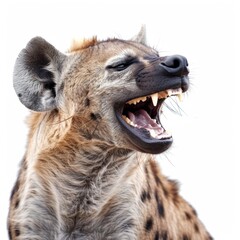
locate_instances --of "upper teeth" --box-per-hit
[151,93,159,107]
[127,88,183,105]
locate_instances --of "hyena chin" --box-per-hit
[8,27,213,240]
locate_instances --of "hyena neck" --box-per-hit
[26,112,147,215]
[35,142,143,216]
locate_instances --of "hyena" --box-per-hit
[8,28,213,240]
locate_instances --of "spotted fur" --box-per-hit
[8,29,213,240]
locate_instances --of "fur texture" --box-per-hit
[8,30,213,240]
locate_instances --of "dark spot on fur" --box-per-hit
[149,161,161,185]
[160,231,168,240]
[145,217,153,231]
[90,113,102,121]
[157,201,165,218]
[90,113,97,120]
[155,189,165,218]
[146,191,151,200]
[18,93,22,98]
[144,164,149,177]
[8,225,12,239]
[15,228,20,236]
[85,98,90,107]
[185,211,192,221]
[15,199,20,209]
[194,223,199,233]
[81,130,93,140]
[43,80,56,97]
[154,231,159,240]
[191,206,198,216]
[182,234,191,240]
[141,190,151,202]
[22,157,27,170]
[155,175,161,185]
[141,190,147,202]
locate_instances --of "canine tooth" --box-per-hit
[151,93,158,106]
[177,93,183,102]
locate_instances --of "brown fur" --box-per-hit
[69,37,98,52]
[8,32,213,240]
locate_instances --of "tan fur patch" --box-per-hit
[69,36,98,52]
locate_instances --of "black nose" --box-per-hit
[160,55,189,77]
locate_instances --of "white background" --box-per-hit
[0,0,238,239]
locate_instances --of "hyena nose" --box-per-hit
[160,55,189,77]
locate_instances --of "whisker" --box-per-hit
[170,98,182,116]
[164,100,181,116]
[163,153,175,167]
[170,98,187,116]
[48,115,74,125]
[163,96,188,117]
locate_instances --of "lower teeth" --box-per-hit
[122,115,171,139]
[155,130,171,139]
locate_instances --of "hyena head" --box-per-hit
[13,28,189,154]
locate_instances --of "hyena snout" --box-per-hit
[160,55,189,91]
[161,55,188,76]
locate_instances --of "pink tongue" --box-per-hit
[128,110,164,135]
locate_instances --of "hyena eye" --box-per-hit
[114,63,131,71]
[107,57,138,72]
[107,62,132,72]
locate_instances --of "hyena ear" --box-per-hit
[13,37,66,112]
[131,25,146,44]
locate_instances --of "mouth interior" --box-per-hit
[122,88,183,139]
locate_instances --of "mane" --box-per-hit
[68,36,98,52]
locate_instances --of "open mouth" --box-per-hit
[123,88,183,139]
[115,88,183,153]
